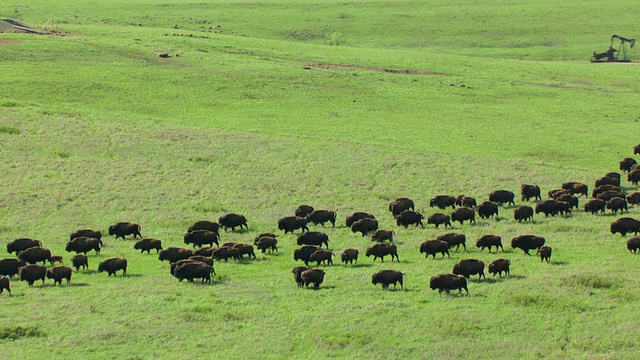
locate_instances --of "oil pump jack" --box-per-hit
[591,34,635,62]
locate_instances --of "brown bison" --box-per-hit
[430,274,468,295]
[295,205,315,218]
[610,218,640,236]
[211,246,241,262]
[184,230,219,248]
[309,250,333,266]
[232,243,256,259]
[187,220,220,234]
[188,256,214,267]
[98,257,127,276]
[419,240,450,259]
[489,190,515,207]
[218,213,248,231]
[19,264,47,286]
[537,246,552,263]
[513,205,534,222]
[345,212,376,227]
[535,200,560,217]
[134,238,163,254]
[628,192,640,207]
[294,245,320,266]
[307,210,337,227]
[520,184,541,201]
[562,182,588,197]
[437,233,466,251]
[584,199,607,215]
[461,196,477,208]
[627,237,640,254]
[477,201,499,219]
[389,197,415,214]
[451,207,475,225]
[607,197,628,214]
[628,169,640,186]
[488,259,511,277]
[549,189,570,199]
[158,247,194,263]
[18,247,52,265]
[351,218,379,236]
[620,157,637,173]
[194,247,216,257]
[453,259,485,279]
[109,222,142,240]
[476,235,503,253]
[395,210,425,228]
[597,190,627,202]
[341,248,359,265]
[366,243,399,262]
[292,266,310,287]
[556,194,579,210]
[255,236,278,254]
[174,262,213,283]
[635,144,640,155]
[372,270,403,290]
[278,216,309,234]
[65,237,102,255]
[71,254,88,271]
[47,266,73,286]
[297,231,329,249]
[300,268,325,289]
[427,213,451,228]
[371,229,395,243]
[70,229,102,241]
[0,258,26,278]
[6,238,41,254]
[595,176,620,188]
[511,235,546,255]
[430,195,456,210]
[592,185,621,198]
[0,276,10,295]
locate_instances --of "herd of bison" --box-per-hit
[1,146,640,296]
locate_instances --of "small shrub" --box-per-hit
[0,325,45,340]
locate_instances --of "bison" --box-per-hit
[535,200,560,217]
[232,243,256,259]
[194,247,216,257]
[628,169,640,186]
[65,237,102,255]
[0,276,10,295]
[595,176,620,188]
[292,266,310,287]
[109,222,142,240]
[597,190,627,202]
[372,270,403,290]
[635,144,640,155]
[366,243,399,262]
[6,238,41,254]
[173,262,213,283]
[187,220,220,234]
[388,197,414,214]
[211,246,241,262]
[307,210,337,227]
[476,235,503,253]
[18,247,52,265]
[477,201,499,219]
[70,229,102,241]
[371,229,394,243]
[607,197,628,214]
[278,216,309,234]
[341,248,359,265]
[562,182,588,197]
[255,236,278,254]
[300,268,325,289]
[453,259,485,279]
[19,264,47,286]
[513,205,534,222]
[98,257,127,276]
[46,266,73,286]
[620,157,637,173]
[610,218,640,236]
[489,190,515,207]
[627,237,640,254]
[520,184,541,201]
[430,195,456,210]
[549,189,570,199]
[0,258,26,278]
[295,205,314,218]
[71,254,88,271]
[134,238,163,254]
[429,274,468,295]
[351,218,379,236]
[297,231,329,249]
[427,213,451,228]
[511,235,546,255]
[537,246,552,263]
[184,230,219,248]
[556,194,579,210]
[592,185,621,198]
[451,207,475,225]
[628,192,640,207]
[488,258,511,277]
[309,249,333,266]
[419,240,450,259]
[345,212,375,227]
[461,196,477,208]
[158,247,194,263]
[437,233,466,251]
[584,199,606,215]
[49,256,63,266]
[294,245,320,266]
[218,213,248,231]
[395,210,425,228]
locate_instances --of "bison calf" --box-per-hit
[71,254,88,271]
[47,266,73,286]
[488,258,511,277]
[341,248,359,265]
[537,246,552,263]
[0,276,10,295]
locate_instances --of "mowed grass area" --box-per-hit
[1,0,640,359]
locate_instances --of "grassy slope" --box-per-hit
[1,1,640,359]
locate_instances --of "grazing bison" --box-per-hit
[635,144,640,155]
[451,207,475,225]
[307,210,337,227]
[345,212,375,227]
[49,256,63,267]
[453,259,485,279]
[300,268,326,289]
[292,266,310,287]
[341,248,359,265]
[395,210,425,228]
[610,218,640,236]
[427,213,451,228]
[46,266,72,286]
[6,238,41,254]
[98,257,127,276]
[520,184,541,201]
[211,246,241,262]
[535,200,560,217]
[584,199,607,215]
[477,201,499,219]
[595,176,620,188]
[511,235,546,255]
[537,246,552,263]
[0,276,10,295]
[562,182,588,197]
[372,270,404,290]
[389,197,415,213]
[351,218,379,236]
[366,243,399,262]
[0,258,26,278]
[218,213,248,231]
[194,247,216,257]
[430,195,456,210]
[627,237,640,254]
[557,201,573,216]
[174,262,213,283]
[461,196,477,208]
[429,274,468,295]
[437,233,466,251]
[18,247,52,265]
[109,222,142,240]
[71,254,88,271]
[592,185,621,198]
[628,192,640,207]
[297,232,329,249]
[184,230,219,248]
[255,236,278,254]
[489,190,515,207]
[278,216,309,234]
[620,157,637,173]
[232,243,256,259]
[549,189,570,199]
[556,194,579,210]
[371,229,395,243]
[597,190,627,202]
[158,247,194,263]
[19,264,47,286]
[187,256,214,267]
[488,259,511,277]
[309,249,333,266]
[513,205,534,222]
[419,240,450,259]
[628,169,640,186]
[134,238,163,254]
[295,205,314,218]
[476,235,503,253]
[455,194,466,207]
[70,229,102,241]
[607,197,628,214]
[187,220,220,234]
[294,245,320,266]
[65,237,102,255]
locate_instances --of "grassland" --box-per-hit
[1,1,640,359]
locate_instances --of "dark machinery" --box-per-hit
[591,34,635,62]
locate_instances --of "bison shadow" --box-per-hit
[550,260,567,266]
[344,263,372,268]
[67,282,91,287]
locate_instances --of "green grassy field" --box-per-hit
[1,1,640,359]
